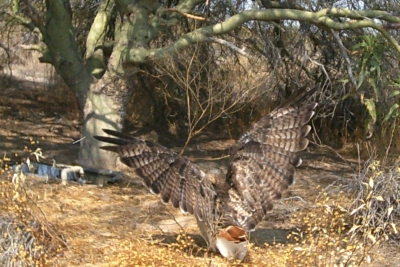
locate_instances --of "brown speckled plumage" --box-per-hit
[95,86,318,252]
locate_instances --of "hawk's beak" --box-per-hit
[216,226,248,261]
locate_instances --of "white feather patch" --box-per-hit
[296,157,303,167]
[216,237,248,261]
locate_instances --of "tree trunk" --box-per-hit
[78,71,134,169]
[77,1,154,169]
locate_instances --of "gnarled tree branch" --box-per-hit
[85,0,116,77]
[123,8,400,64]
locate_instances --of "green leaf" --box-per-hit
[340,91,356,101]
[390,90,400,97]
[377,65,381,78]
[352,43,362,50]
[357,71,366,89]
[364,98,377,123]
[373,53,382,64]
[368,78,379,101]
[383,103,400,122]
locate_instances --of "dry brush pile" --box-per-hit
[0,162,66,267]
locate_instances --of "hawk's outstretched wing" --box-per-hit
[223,86,318,230]
[94,85,318,245]
[95,130,217,231]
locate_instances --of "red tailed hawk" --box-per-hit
[95,86,318,260]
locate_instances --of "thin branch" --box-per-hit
[166,8,208,21]
[85,0,115,63]
[3,10,36,31]
[384,23,400,29]
[376,26,400,54]
[326,8,400,23]
[307,56,331,85]
[205,37,249,57]
[383,117,397,166]
[331,30,357,88]
[20,44,46,53]
[125,8,400,64]
[20,0,44,32]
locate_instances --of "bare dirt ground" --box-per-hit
[1,65,400,266]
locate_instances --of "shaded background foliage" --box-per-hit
[1,0,400,156]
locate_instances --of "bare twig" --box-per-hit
[384,23,400,29]
[166,8,208,21]
[383,116,397,166]
[154,46,269,154]
[20,0,44,31]
[307,56,332,85]
[331,30,357,88]
[205,37,249,57]
[309,139,357,173]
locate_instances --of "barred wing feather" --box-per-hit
[95,130,216,222]
[224,86,318,231]
[94,85,318,252]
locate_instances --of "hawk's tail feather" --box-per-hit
[95,129,144,146]
[94,136,130,147]
[101,129,136,140]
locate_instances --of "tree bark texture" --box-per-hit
[79,71,133,169]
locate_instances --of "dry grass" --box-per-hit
[0,130,398,267]
[0,168,227,266]
[1,156,399,267]
[0,168,66,266]
[346,159,400,253]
